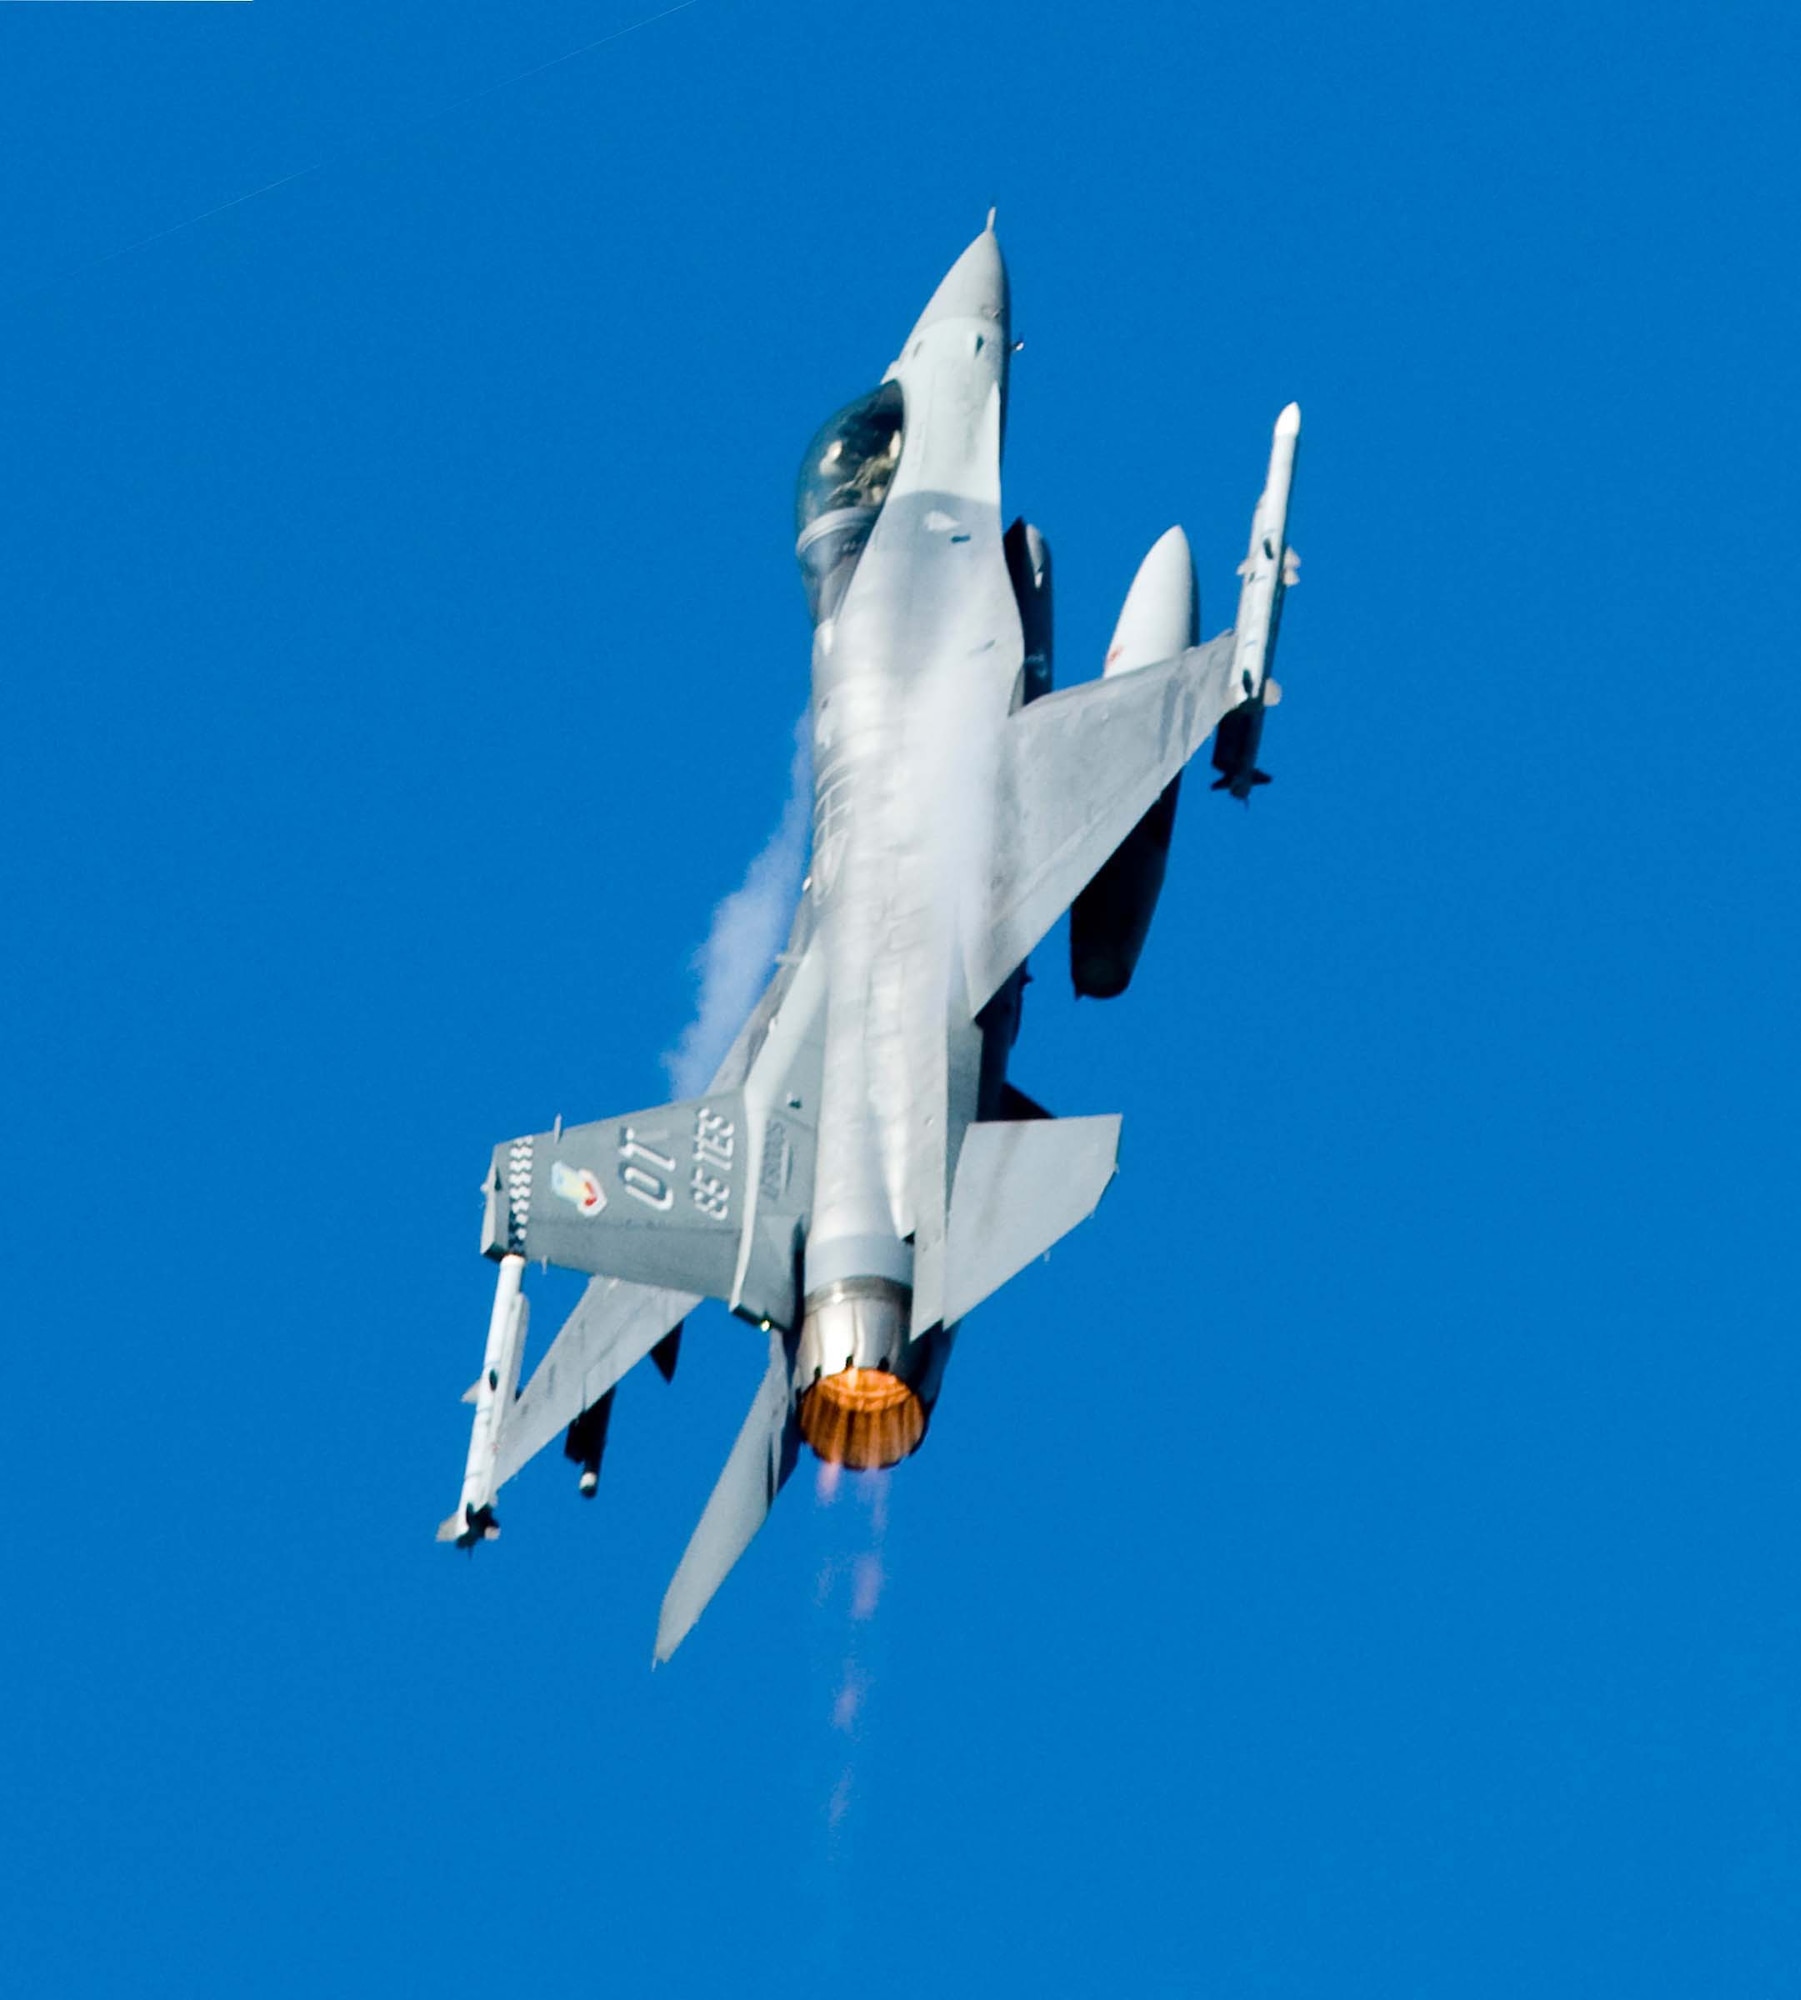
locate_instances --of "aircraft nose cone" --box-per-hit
[907,224,1009,340]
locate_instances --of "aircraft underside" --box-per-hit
[438,221,1303,1662]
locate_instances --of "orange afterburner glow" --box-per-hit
[799,1369,926,1471]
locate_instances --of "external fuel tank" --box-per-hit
[1069,527,1197,998]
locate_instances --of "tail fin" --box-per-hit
[481,1089,752,1307]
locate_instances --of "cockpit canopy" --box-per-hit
[795,382,904,625]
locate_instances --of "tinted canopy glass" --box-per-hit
[794,382,905,624]
[795,382,905,539]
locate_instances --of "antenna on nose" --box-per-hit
[985,206,998,232]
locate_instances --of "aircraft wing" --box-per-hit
[967,630,1242,1011]
[449,908,821,1536]
[493,1276,699,1493]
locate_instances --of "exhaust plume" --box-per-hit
[812,1469,892,1845]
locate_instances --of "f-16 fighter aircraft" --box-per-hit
[439,219,1303,1660]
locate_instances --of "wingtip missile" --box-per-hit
[1213,403,1303,802]
[438,1252,529,1549]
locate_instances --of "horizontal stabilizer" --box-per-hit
[942,1114,1122,1327]
[655,1331,799,1663]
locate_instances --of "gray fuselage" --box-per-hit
[796,228,1022,1396]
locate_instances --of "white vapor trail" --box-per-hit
[665,718,811,1097]
[814,1468,892,1841]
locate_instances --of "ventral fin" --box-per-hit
[652,1323,685,1383]
[997,1082,1053,1121]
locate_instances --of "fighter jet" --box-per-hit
[439,220,1303,1660]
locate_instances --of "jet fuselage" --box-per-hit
[795,227,1023,1459]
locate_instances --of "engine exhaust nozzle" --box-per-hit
[796,1277,926,1470]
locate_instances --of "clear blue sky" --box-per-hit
[3,2,1797,1992]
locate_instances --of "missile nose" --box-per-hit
[906,225,1009,340]
[1276,402,1302,439]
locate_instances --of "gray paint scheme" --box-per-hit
[494,1276,700,1493]
[654,1329,801,1663]
[482,1076,816,1330]
[971,629,1242,1009]
[440,222,1302,1662]
[486,1090,748,1300]
[941,1114,1123,1327]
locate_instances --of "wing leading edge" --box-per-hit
[968,630,1242,1012]
[493,1276,700,1493]
[444,921,825,1647]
